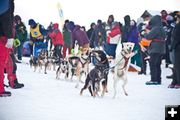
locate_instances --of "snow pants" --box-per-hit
[0,41,8,93]
[5,52,17,87]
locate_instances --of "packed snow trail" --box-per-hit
[0,58,180,120]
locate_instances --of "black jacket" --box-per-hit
[145,15,166,54]
[171,22,180,51]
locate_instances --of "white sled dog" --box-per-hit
[113,42,135,98]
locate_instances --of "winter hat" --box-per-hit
[53,23,59,29]
[124,15,131,25]
[66,21,75,31]
[90,22,96,28]
[14,15,21,22]
[28,19,36,26]
[97,19,102,24]
[65,19,69,24]
[112,22,119,28]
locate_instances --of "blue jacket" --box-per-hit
[0,0,9,15]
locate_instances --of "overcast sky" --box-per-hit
[15,0,180,29]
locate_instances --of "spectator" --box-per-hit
[66,21,89,51]
[164,14,175,68]
[46,22,54,50]
[0,0,14,97]
[62,20,72,58]
[137,17,151,75]
[168,12,180,89]
[161,10,168,27]
[122,15,131,43]
[49,23,64,62]
[128,20,141,67]
[0,0,24,97]
[87,22,96,48]
[92,20,106,49]
[14,15,27,61]
[145,15,166,85]
[104,15,121,58]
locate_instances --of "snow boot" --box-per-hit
[145,81,161,85]
[174,84,180,89]
[0,91,11,97]
[9,79,24,89]
[168,84,175,88]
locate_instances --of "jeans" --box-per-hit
[17,42,23,60]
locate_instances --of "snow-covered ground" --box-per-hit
[0,57,180,120]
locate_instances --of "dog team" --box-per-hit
[29,27,136,98]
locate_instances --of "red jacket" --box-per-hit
[108,25,121,37]
[50,23,64,46]
[107,25,121,44]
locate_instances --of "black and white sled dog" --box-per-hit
[29,55,38,71]
[113,42,135,98]
[76,48,90,87]
[68,53,90,88]
[66,42,90,88]
[47,50,58,71]
[37,49,50,74]
[29,49,50,74]
[80,50,109,97]
[56,58,69,80]
[80,66,102,97]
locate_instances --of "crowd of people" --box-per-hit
[1,0,180,97]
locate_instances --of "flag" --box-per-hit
[57,2,64,31]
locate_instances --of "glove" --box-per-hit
[5,38,14,48]
[13,38,21,47]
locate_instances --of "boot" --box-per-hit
[0,91,11,97]
[174,84,180,89]
[9,79,24,89]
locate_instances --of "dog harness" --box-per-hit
[80,55,89,68]
[118,53,130,70]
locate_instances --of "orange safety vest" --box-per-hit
[139,38,151,48]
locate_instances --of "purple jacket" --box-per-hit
[128,27,139,44]
[71,25,89,46]
[124,26,139,44]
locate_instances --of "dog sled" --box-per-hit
[33,41,48,57]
